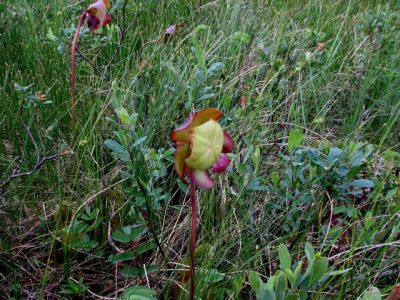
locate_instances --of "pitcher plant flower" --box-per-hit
[70,0,111,139]
[171,108,234,188]
[171,108,234,299]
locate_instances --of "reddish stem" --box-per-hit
[189,177,197,300]
[70,12,87,140]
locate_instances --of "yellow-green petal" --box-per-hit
[174,142,189,178]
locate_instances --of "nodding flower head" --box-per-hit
[171,108,234,189]
[86,0,112,33]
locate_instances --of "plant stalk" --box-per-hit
[189,178,197,300]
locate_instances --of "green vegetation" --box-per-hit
[1,0,399,299]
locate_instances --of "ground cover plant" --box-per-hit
[0,0,399,299]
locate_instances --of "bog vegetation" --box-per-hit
[0,0,399,299]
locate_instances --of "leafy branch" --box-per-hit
[0,99,62,197]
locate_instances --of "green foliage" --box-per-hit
[231,31,251,46]
[193,37,206,71]
[14,83,52,107]
[112,225,146,243]
[360,287,382,300]
[120,286,157,300]
[250,243,347,300]
[61,278,87,297]
[287,130,304,152]
[278,243,292,271]
[62,207,102,251]
[271,142,378,232]
[108,242,156,263]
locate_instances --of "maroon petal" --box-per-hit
[192,108,223,127]
[212,153,231,173]
[222,132,234,153]
[103,13,112,26]
[171,112,195,142]
[86,13,100,32]
[188,169,214,189]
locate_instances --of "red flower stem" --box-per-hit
[189,177,197,300]
[70,12,87,141]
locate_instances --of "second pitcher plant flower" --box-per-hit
[70,0,112,139]
[86,0,112,33]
